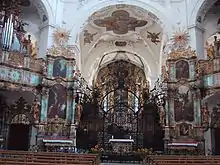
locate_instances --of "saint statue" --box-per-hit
[75,103,83,124]
[214,36,220,57]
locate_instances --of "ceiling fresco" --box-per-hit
[79,4,163,88]
[93,10,148,35]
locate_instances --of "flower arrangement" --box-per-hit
[89,144,104,154]
[136,148,154,155]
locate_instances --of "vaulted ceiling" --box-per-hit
[79,4,163,87]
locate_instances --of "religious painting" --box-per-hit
[178,123,192,137]
[47,84,67,119]
[53,59,67,78]
[93,10,147,35]
[175,60,189,79]
[174,91,194,122]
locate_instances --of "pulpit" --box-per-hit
[109,136,134,153]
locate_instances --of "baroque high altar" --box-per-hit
[0,0,220,155]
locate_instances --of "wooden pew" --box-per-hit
[0,150,100,165]
[149,155,220,165]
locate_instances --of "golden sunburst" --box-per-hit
[53,27,70,46]
[171,29,189,48]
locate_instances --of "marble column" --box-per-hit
[188,24,205,59]
[66,60,75,80]
[164,126,170,154]
[66,90,73,122]
[71,92,77,150]
[47,58,54,78]
[165,98,169,126]
[40,87,49,122]
[194,90,201,125]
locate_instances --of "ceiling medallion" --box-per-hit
[93,10,148,35]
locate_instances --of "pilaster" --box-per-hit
[38,24,55,58]
[188,24,205,59]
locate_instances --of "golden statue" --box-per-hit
[30,41,38,58]
[205,42,214,59]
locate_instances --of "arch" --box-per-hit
[40,0,55,25]
[71,0,171,39]
[89,53,152,88]
[190,0,218,25]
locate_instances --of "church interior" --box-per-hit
[1,0,220,164]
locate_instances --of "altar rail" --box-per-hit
[147,155,220,165]
[0,150,100,165]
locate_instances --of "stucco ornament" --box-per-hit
[47,27,75,58]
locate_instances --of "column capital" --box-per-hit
[188,23,205,32]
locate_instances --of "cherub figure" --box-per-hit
[147,31,161,45]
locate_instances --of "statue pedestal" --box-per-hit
[109,138,134,153]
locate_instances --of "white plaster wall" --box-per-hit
[203,14,220,40]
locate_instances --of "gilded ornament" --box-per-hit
[205,42,215,59]
[168,46,196,60]
[171,29,189,48]
[47,27,74,58]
